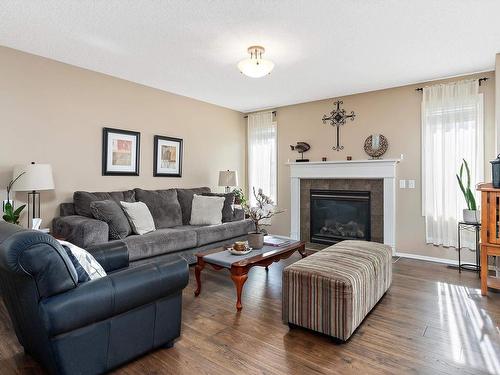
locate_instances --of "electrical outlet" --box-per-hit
[408,180,416,189]
[399,180,406,189]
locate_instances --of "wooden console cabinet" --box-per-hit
[477,183,500,295]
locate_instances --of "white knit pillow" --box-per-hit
[120,201,156,235]
[190,194,225,225]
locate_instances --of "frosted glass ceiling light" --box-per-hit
[237,46,274,78]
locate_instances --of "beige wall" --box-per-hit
[0,46,246,227]
[496,54,500,154]
[270,71,495,262]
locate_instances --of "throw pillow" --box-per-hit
[134,188,183,228]
[176,187,211,224]
[90,200,132,240]
[120,201,156,235]
[73,190,135,218]
[190,194,225,225]
[202,192,235,222]
[57,240,107,282]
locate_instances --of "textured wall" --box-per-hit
[270,71,495,262]
[0,46,246,227]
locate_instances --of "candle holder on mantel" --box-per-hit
[364,134,388,159]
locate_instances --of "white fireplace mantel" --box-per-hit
[287,159,400,254]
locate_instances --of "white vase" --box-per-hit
[463,209,480,224]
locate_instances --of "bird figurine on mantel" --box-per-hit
[290,142,310,162]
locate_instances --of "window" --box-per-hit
[422,79,484,248]
[247,111,277,206]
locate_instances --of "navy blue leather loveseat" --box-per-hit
[0,221,188,374]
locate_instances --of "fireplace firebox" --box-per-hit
[310,189,371,245]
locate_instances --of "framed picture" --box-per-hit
[154,135,183,177]
[102,127,140,176]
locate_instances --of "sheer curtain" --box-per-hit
[247,111,277,206]
[422,79,483,248]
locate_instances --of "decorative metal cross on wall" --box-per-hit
[322,100,356,151]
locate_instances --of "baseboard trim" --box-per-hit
[395,252,459,266]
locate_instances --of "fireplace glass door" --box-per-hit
[310,189,371,245]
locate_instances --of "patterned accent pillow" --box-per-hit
[58,240,107,282]
[90,200,132,240]
[62,245,91,283]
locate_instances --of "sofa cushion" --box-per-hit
[190,219,253,247]
[90,200,132,240]
[202,192,235,222]
[73,190,135,218]
[134,188,182,229]
[123,228,197,261]
[176,187,211,225]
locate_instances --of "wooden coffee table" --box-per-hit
[194,239,306,311]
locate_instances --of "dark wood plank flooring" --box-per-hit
[1,256,499,374]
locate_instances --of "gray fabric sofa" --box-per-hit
[53,187,253,264]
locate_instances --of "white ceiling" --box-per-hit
[1,1,500,112]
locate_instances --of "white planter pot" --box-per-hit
[463,209,480,224]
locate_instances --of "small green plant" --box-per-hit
[456,159,477,210]
[2,202,25,225]
[232,187,247,206]
[3,172,26,225]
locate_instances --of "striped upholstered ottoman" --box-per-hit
[282,240,392,341]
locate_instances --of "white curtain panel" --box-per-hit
[247,111,277,207]
[422,79,483,248]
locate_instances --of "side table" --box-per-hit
[457,221,480,275]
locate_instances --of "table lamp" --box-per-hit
[12,162,55,228]
[218,170,238,193]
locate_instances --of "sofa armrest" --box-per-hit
[233,207,245,221]
[52,215,109,248]
[39,257,189,337]
[86,240,129,272]
[60,202,76,216]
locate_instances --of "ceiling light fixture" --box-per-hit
[237,46,274,78]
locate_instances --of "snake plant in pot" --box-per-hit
[456,159,479,223]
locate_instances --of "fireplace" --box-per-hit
[310,189,371,245]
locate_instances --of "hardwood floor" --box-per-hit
[1,256,499,374]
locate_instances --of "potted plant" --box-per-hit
[456,159,479,223]
[231,187,247,206]
[3,172,26,225]
[244,188,284,249]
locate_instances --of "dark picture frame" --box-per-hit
[102,127,140,176]
[153,135,183,177]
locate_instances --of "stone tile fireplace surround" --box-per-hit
[301,179,384,247]
[288,159,400,254]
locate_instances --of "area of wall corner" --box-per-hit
[495,53,500,155]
